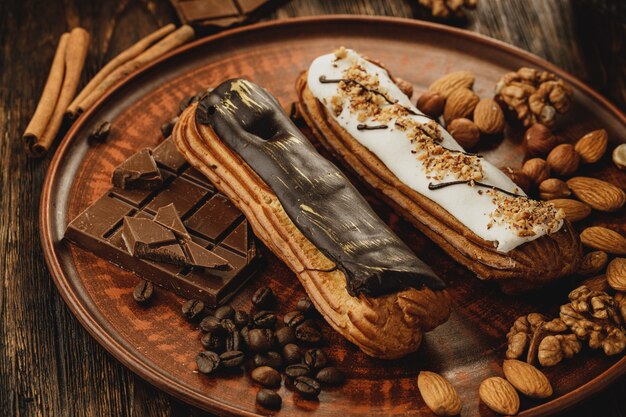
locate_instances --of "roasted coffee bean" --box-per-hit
[253,352,283,369]
[219,350,245,368]
[256,389,282,410]
[220,318,237,333]
[295,324,321,344]
[160,117,178,138]
[294,376,321,398]
[182,299,204,321]
[251,366,281,387]
[252,287,275,309]
[215,305,235,320]
[283,310,305,328]
[282,343,302,365]
[133,280,154,304]
[201,331,224,351]
[285,364,310,379]
[316,367,344,386]
[225,330,242,352]
[304,349,328,370]
[199,315,223,333]
[296,296,315,314]
[89,121,111,142]
[248,328,275,353]
[240,326,251,346]
[196,351,220,374]
[300,319,319,330]
[275,327,296,347]
[253,311,276,328]
[234,310,249,329]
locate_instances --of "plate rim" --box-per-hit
[39,15,626,417]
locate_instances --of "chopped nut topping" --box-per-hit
[486,191,563,237]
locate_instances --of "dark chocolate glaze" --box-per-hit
[196,78,445,296]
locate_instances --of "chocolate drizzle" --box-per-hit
[357,123,388,130]
[319,75,397,106]
[428,181,525,198]
[196,78,446,296]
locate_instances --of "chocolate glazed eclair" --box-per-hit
[173,78,450,359]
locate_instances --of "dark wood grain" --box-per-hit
[0,1,624,417]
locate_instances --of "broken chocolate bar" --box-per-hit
[112,148,163,190]
[170,0,282,32]
[65,138,259,306]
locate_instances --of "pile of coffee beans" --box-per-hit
[182,287,345,410]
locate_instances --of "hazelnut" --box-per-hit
[547,143,580,176]
[447,118,480,149]
[524,123,559,156]
[505,168,532,194]
[416,91,445,119]
[443,88,479,123]
[538,178,571,200]
[522,158,551,185]
[613,143,626,170]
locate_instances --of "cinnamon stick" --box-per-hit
[24,27,90,157]
[76,25,194,114]
[22,32,69,154]
[66,24,176,118]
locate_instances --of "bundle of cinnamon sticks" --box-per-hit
[23,24,194,158]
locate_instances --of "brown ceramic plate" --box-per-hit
[41,16,626,417]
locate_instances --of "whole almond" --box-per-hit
[448,118,480,149]
[502,359,553,398]
[580,227,626,255]
[479,377,520,415]
[429,71,475,98]
[606,258,626,291]
[548,199,591,222]
[539,178,571,200]
[444,88,479,123]
[567,177,626,212]
[524,124,559,156]
[417,91,445,118]
[575,129,608,163]
[522,158,551,185]
[581,274,610,292]
[417,371,462,416]
[613,143,626,170]
[474,98,505,135]
[395,77,414,99]
[547,144,580,176]
[579,251,609,277]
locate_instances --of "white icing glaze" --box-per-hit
[307,49,562,253]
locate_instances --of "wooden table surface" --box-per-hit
[1,1,624,416]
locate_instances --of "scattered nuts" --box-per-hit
[429,71,475,98]
[479,377,520,415]
[447,118,480,149]
[580,227,626,255]
[546,144,580,176]
[548,199,591,222]
[505,169,532,194]
[538,178,570,200]
[613,143,626,170]
[522,158,551,185]
[473,98,505,135]
[579,251,609,277]
[502,359,553,398]
[394,77,414,99]
[416,91,445,119]
[417,371,462,416]
[567,177,625,212]
[523,124,559,156]
[443,87,479,123]
[581,274,611,293]
[418,0,478,18]
[575,129,608,163]
[606,258,626,291]
[538,334,581,366]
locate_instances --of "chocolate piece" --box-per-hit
[64,138,259,306]
[154,203,190,239]
[196,79,445,296]
[122,216,177,256]
[170,0,281,32]
[182,240,230,269]
[112,148,163,190]
[185,194,242,242]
